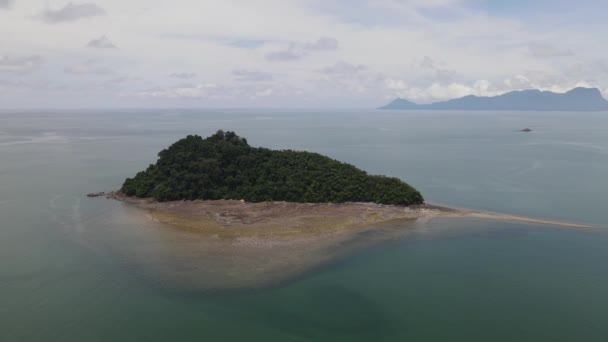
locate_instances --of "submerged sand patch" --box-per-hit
[87,193,599,293]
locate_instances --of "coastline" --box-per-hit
[88,192,599,293]
[98,191,598,231]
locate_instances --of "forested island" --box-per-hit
[93,130,594,293]
[121,130,424,205]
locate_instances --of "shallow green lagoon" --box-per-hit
[1,109,608,341]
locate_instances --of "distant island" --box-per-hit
[121,130,424,205]
[379,87,608,111]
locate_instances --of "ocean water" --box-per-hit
[1,109,608,341]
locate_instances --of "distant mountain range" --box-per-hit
[379,87,608,111]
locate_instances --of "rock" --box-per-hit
[87,192,106,198]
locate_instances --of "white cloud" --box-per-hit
[255,88,274,97]
[316,61,382,95]
[138,84,221,99]
[87,35,116,48]
[303,37,338,51]
[418,56,458,82]
[385,79,408,90]
[265,45,306,61]
[136,82,303,102]
[0,55,44,73]
[386,79,501,103]
[1,0,607,107]
[376,0,461,9]
[169,72,197,79]
[64,60,113,75]
[504,74,532,88]
[106,76,140,84]
[266,37,338,61]
[232,69,274,82]
[0,79,68,91]
[319,61,367,75]
[39,2,106,24]
[527,43,574,58]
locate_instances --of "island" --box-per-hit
[121,130,424,205]
[92,131,596,293]
[379,87,608,111]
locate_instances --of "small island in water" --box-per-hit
[93,130,595,293]
[121,130,424,205]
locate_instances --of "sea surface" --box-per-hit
[1,109,608,341]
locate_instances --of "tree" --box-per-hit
[120,130,424,205]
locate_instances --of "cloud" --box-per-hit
[106,76,141,84]
[0,0,14,10]
[420,56,457,83]
[266,37,339,61]
[232,69,274,82]
[0,55,44,73]
[64,60,113,75]
[373,0,460,11]
[303,37,339,51]
[319,61,367,75]
[503,74,533,88]
[137,83,222,100]
[39,2,106,24]
[265,44,306,61]
[316,61,383,94]
[564,60,608,80]
[226,39,267,49]
[136,82,302,101]
[419,56,435,69]
[500,63,608,93]
[527,43,574,58]
[385,79,501,103]
[87,35,116,48]
[0,79,67,91]
[385,79,409,91]
[169,72,197,79]
[3,0,608,107]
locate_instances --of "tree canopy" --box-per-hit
[121,130,424,205]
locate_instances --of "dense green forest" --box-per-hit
[121,131,424,205]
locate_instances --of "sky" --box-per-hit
[1,0,608,108]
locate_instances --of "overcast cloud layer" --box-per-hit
[1,0,607,108]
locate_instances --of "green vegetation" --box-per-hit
[121,130,424,205]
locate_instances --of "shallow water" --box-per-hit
[1,109,608,341]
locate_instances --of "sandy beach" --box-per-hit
[102,191,597,233]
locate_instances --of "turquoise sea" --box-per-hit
[1,109,608,341]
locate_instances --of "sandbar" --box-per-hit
[89,192,598,293]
